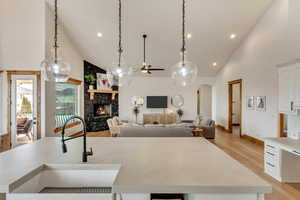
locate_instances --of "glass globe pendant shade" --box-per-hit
[40,58,54,81]
[51,60,71,82]
[107,57,133,87]
[171,59,198,87]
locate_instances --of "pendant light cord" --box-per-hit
[118,0,123,67]
[143,35,146,64]
[181,0,186,64]
[54,0,58,63]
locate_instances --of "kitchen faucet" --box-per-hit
[61,116,93,162]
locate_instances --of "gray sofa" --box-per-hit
[120,126,193,137]
[200,119,215,139]
[119,119,215,139]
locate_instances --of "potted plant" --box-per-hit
[177,109,184,122]
[133,106,140,124]
[84,74,96,90]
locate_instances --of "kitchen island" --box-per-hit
[0,137,271,200]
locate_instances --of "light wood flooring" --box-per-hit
[211,128,300,200]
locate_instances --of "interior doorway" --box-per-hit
[228,79,242,136]
[7,71,41,148]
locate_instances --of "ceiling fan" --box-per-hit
[140,34,165,74]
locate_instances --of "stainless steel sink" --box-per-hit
[7,164,120,200]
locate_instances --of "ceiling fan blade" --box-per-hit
[149,68,165,71]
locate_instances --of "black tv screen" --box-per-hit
[147,96,168,108]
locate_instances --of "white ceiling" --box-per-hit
[56,0,273,76]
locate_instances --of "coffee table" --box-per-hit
[192,128,204,137]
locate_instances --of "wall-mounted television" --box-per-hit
[147,96,168,108]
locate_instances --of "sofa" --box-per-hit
[199,119,215,139]
[120,125,193,137]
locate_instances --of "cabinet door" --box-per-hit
[292,64,300,108]
[278,67,293,113]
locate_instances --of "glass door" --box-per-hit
[11,75,37,147]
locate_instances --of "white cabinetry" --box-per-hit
[264,142,282,181]
[264,139,300,183]
[278,63,300,114]
[290,65,300,108]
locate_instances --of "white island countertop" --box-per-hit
[0,137,271,194]
[265,137,300,153]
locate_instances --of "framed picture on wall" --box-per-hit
[96,73,112,90]
[246,96,255,110]
[256,96,266,112]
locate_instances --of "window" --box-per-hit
[55,82,80,128]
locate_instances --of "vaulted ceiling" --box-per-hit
[54,0,273,76]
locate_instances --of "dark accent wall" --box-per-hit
[84,61,119,132]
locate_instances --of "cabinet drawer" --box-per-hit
[265,161,278,176]
[265,144,279,155]
[265,152,278,165]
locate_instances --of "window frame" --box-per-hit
[54,78,82,133]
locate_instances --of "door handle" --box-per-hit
[291,101,294,112]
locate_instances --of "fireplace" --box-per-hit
[93,104,112,117]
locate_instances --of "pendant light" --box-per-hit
[107,0,132,87]
[171,0,198,87]
[41,0,71,82]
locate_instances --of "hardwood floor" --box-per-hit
[86,130,111,137]
[1,128,300,199]
[212,128,300,200]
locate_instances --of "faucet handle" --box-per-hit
[88,147,93,156]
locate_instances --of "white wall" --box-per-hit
[199,85,212,120]
[214,0,300,139]
[0,0,46,69]
[119,77,215,123]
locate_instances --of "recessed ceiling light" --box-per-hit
[212,62,218,67]
[97,32,103,38]
[230,34,237,39]
[187,33,192,39]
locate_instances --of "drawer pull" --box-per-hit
[266,162,275,168]
[266,152,275,156]
[293,150,300,155]
[267,145,275,149]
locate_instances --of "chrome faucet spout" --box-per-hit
[61,116,93,163]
